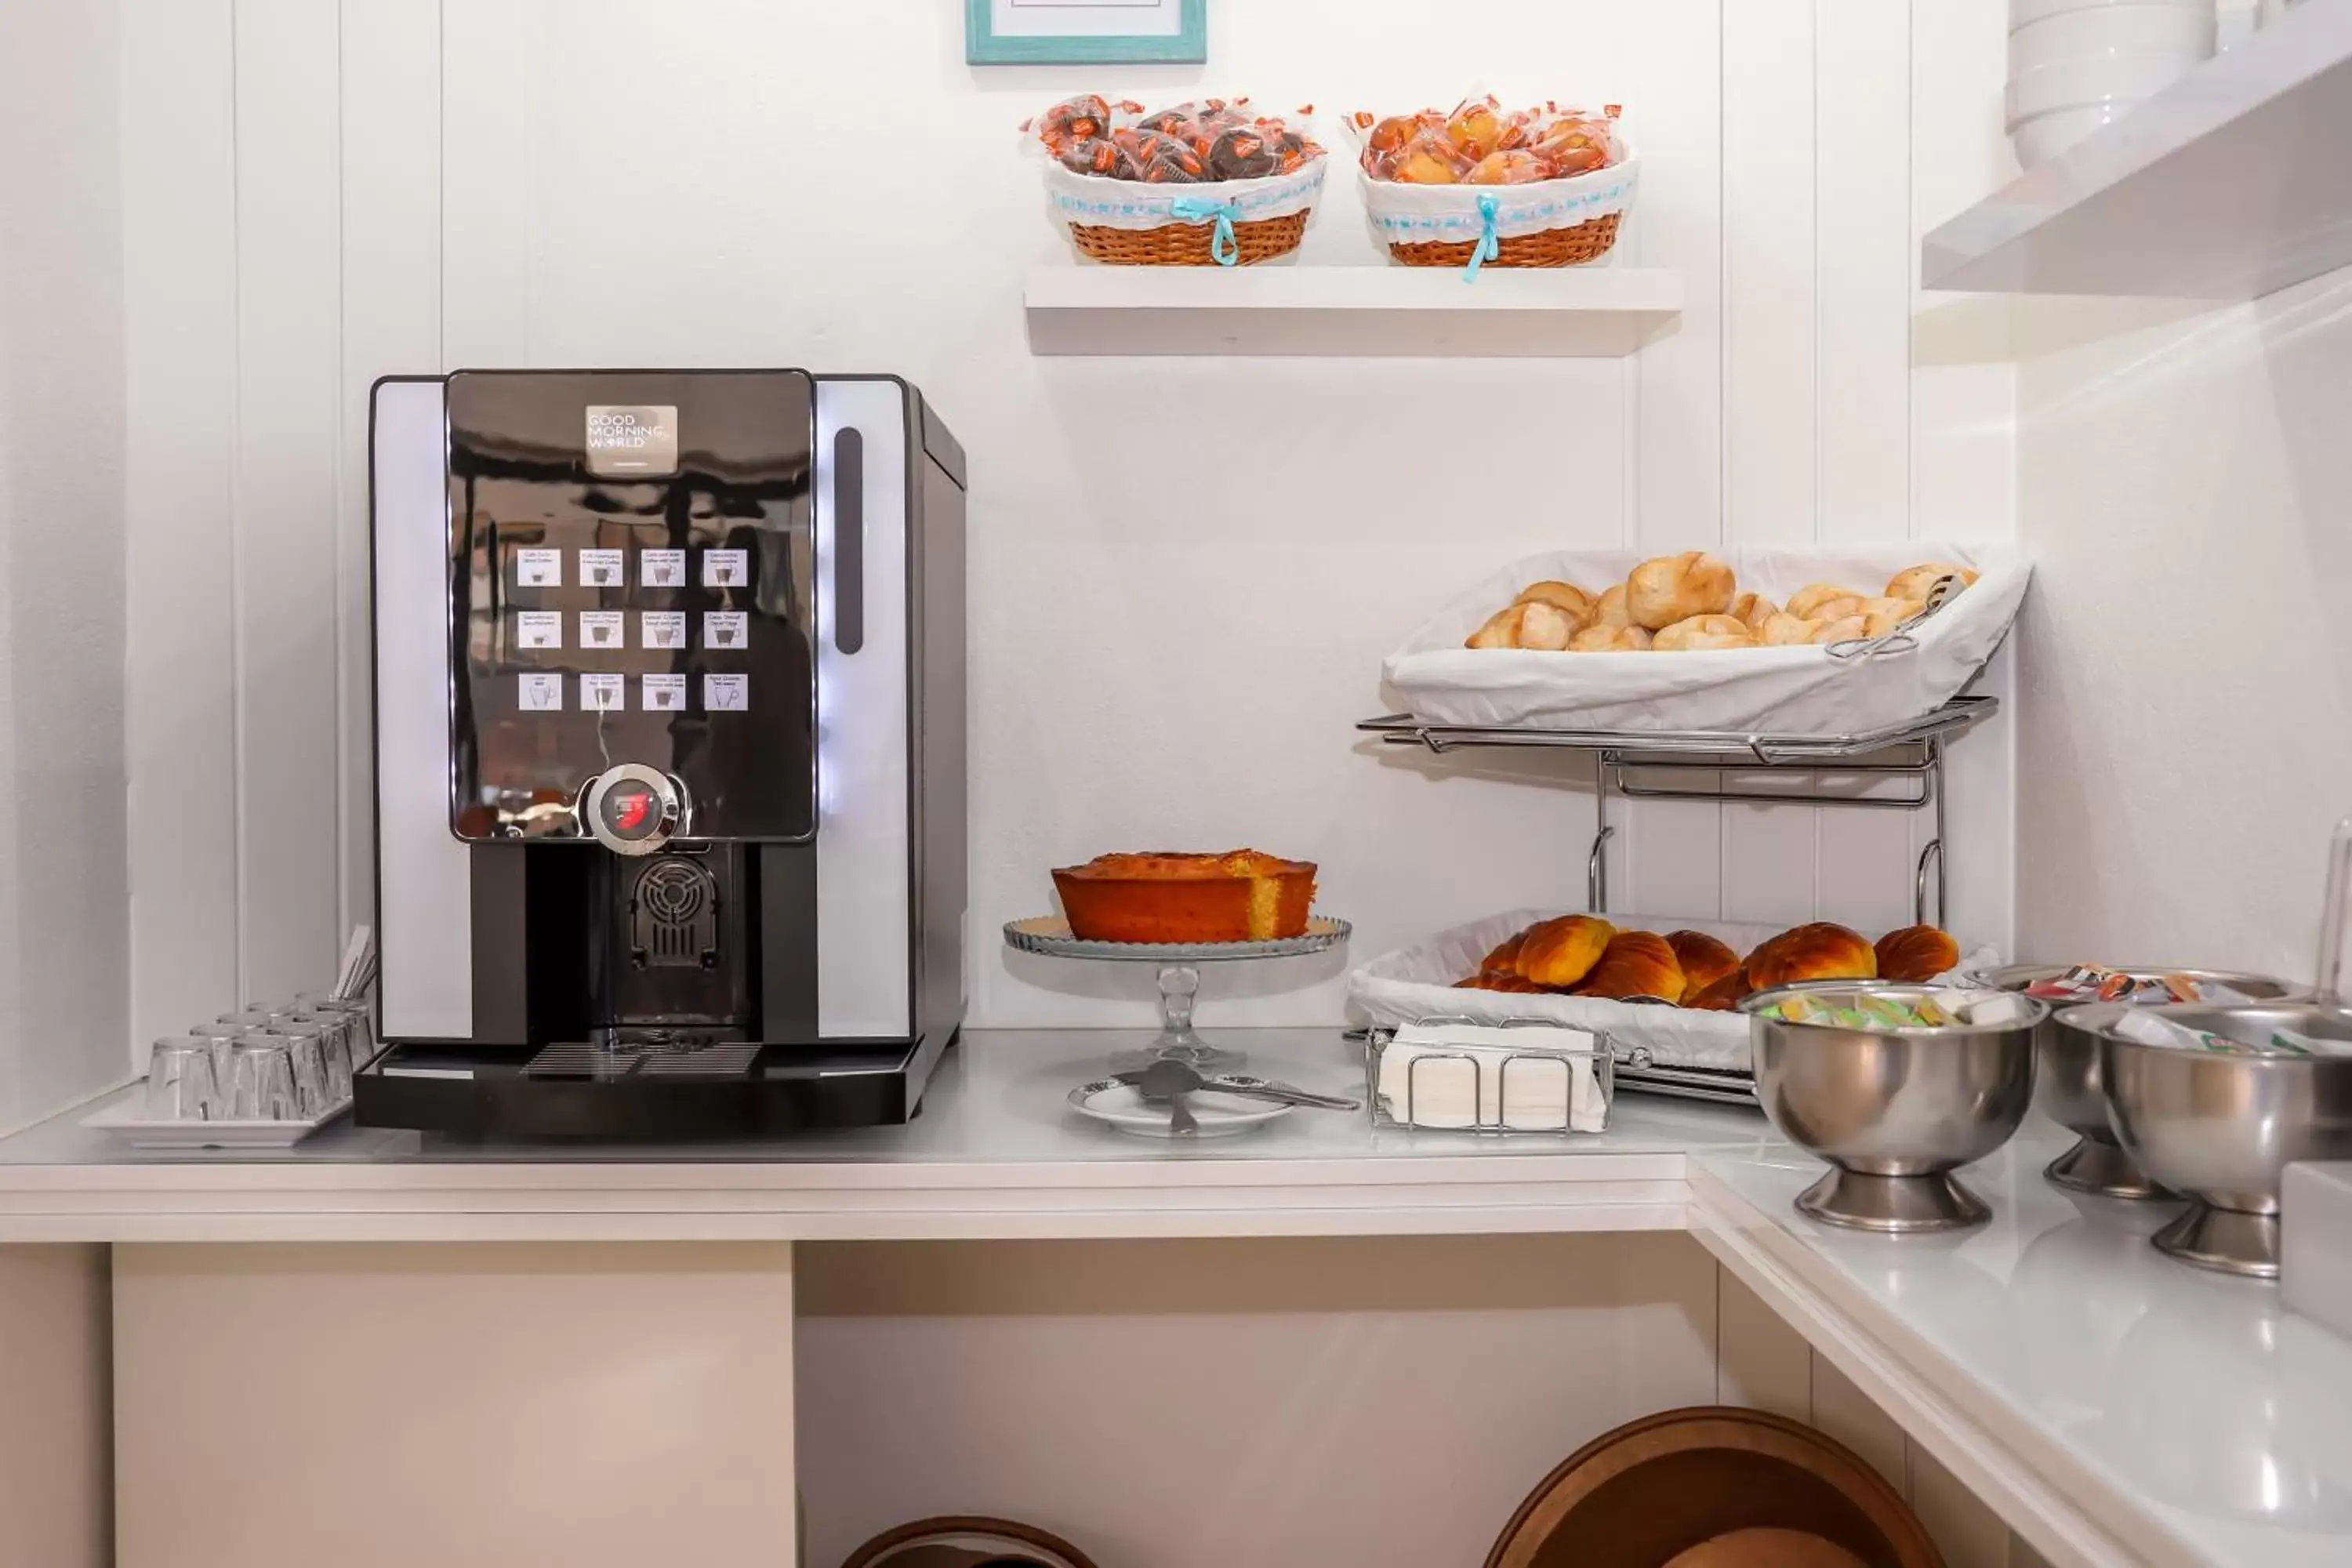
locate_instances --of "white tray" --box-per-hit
[1382,543,2028,734]
[1347,907,1997,1073]
[81,1095,353,1150]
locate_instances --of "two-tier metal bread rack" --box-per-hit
[1358,693,1996,931]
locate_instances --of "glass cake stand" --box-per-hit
[1002,916,1352,1070]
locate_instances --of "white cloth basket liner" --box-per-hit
[1347,906,1998,1073]
[1045,158,1327,233]
[1359,141,1638,246]
[1381,543,2029,733]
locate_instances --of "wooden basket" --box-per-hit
[1388,211,1622,269]
[1070,209,1312,267]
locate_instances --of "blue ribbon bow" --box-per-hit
[1466,194,1501,282]
[1171,196,1243,267]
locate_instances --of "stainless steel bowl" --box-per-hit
[2094,1003,2352,1278]
[1977,966,2299,1200]
[1741,982,2046,1232]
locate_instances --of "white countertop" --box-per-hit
[1693,1133,2352,1568]
[0,1029,1769,1241]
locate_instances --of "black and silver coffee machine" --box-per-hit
[355,370,965,1138]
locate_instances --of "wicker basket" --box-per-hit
[1387,210,1621,269]
[1045,158,1326,267]
[1071,209,1312,267]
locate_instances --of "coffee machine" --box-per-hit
[355,370,965,1138]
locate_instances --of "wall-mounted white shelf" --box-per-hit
[1922,0,2352,300]
[1023,265,1682,357]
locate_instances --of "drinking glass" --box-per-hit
[227,1033,302,1121]
[145,1037,223,1122]
[296,993,378,1072]
[182,1023,241,1094]
[291,1009,355,1102]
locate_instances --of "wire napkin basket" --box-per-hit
[1364,1014,1614,1134]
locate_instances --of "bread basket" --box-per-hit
[1046,158,1327,267]
[1360,136,1638,274]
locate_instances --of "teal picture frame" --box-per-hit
[966,0,1207,64]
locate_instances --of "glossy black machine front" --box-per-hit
[356,370,966,1137]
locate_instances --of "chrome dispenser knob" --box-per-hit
[579,765,684,856]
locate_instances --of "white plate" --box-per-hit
[1066,1077,1294,1138]
[81,1095,353,1149]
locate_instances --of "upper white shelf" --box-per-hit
[1923,0,2352,300]
[1023,264,1682,358]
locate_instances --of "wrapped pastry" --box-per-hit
[1886,562,1978,603]
[1037,93,1114,153]
[1514,600,1577,651]
[1515,914,1614,988]
[1060,136,1141,180]
[1628,551,1736,630]
[1392,127,1472,184]
[1730,592,1779,633]
[1666,931,1741,993]
[1446,96,1508,159]
[1530,114,1611,176]
[1570,623,1652,652]
[1468,150,1552,185]
[1875,924,1961,984]
[1127,128,1207,183]
[1653,614,1754,652]
[1785,583,1864,620]
[1576,930,1686,1004]
[1746,923,1877,989]
[1208,125,1282,180]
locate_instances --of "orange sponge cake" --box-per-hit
[1052,851,1318,943]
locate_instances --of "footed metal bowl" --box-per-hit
[1975,966,2300,1200]
[1742,982,2045,1233]
[2094,1003,2352,1278]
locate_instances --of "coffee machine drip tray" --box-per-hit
[354,1032,952,1141]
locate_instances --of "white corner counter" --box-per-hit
[5,1027,2350,1568]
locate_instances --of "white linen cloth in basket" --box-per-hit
[1381,543,2028,733]
[1375,1023,1606,1132]
[1348,908,1999,1074]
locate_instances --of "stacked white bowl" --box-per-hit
[2007,0,2216,169]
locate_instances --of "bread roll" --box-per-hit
[1746,923,1878,989]
[1666,930,1741,993]
[1570,623,1653,652]
[1886,562,1978,604]
[1653,613,1755,652]
[1514,580,1595,623]
[1786,583,1864,620]
[1809,614,1867,645]
[1466,604,1526,649]
[1628,551,1737,630]
[1515,914,1614,988]
[1515,600,1577,651]
[1575,929,1687,1003]
[1686,969,1752,1012]
[1479,931,1526,978]
[1862,597,1923,638]
[1592,583,1633,628]
[1759,612,1817,646]
[1730,592,1780,632]
[1875,924,1961,983]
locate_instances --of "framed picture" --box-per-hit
[966,0,1207,65]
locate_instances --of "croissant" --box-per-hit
[1666,930,1741,993]
[1653,614,1755,652]
[1759,612,1817,646]
[1592,583,1634,628]
[1479,931,1526,978]
[1574,929,1686,1003]
[1886,563,1978,604]
[1746,923,1877,989]
[1515,914,1614,988]
[1515,600,1577,651]
[1875,924,1961,983]
[1570,623,1653,652]
[1628,552,1736,630]
[1515,580,1596,624]
[1786,583,1864,620]
[1730,592,1779,633]
[1686,969,1752,1011]
[1466,604,1526,649]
